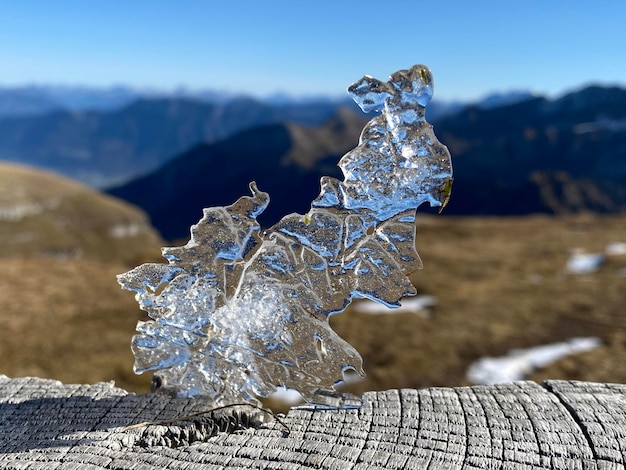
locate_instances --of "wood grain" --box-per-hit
[1,376,624,469]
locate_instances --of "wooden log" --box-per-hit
[1,375,625,469]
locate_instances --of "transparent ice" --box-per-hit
[117,65,453,407]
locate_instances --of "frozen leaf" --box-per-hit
[118,64,453,407]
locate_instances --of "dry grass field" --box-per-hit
[334,214,626,395]
[0,162,162,263]
[1,211,624,399]
[0,258,150,391]
[0,162,163,392]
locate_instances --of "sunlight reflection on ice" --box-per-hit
[117,65,453,406]
[352,295,436,317]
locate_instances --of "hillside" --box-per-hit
[0,257,151,392]
[0,161,162,262]
[0,162,165,392]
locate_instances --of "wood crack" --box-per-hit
[542,380,602,466]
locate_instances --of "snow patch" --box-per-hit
[109,222,147,238]
[566,249,604,274]
[467,337,602,385]
[606,242,626,256]
[0,200,60,221]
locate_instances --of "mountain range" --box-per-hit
[108,85,626,240]
[0,84,242,117]
[0,83,474,118]
[0,85,523,188]
[438,86,626,215]
[1,83,625,240]
[0,96,362,187]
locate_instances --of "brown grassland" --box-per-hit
[335,214,626,396]
[1,212,625,399]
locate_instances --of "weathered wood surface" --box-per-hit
[1,376,625,469]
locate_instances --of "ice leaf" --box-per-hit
[118,64,452,408]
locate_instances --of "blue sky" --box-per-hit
[1,1,625,101]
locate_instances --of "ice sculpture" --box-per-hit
[118,64,453,407]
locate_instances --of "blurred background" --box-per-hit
[1,0,625,400]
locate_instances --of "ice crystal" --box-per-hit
[118,64,453,407]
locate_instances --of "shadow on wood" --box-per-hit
[1,376,625,468]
